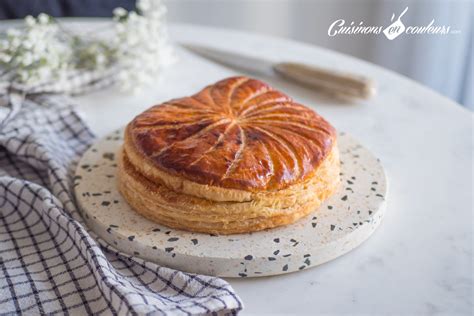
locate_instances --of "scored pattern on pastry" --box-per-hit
[129,76,336,191]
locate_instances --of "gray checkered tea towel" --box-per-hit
[0,73,243,315]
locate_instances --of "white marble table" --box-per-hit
[26,20,472,314]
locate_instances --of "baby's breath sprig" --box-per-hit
[0,13,72,84]
[112,0,175,92]
[0,0,174,92]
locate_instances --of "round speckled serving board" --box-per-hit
[74,128,387,278]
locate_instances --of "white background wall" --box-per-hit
[164,0,473,110]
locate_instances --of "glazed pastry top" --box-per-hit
[128,76,336,192]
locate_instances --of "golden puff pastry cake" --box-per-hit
[118,76,340,234]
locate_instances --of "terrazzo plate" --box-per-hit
[74,128,387,278]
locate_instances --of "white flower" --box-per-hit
[20,52,34,66]
[128,11,138,21]
[0,53,11,63]
[10,37,20,48]
[18,70,29,82]
[23,39,34,49]
[95,53,106,65]
[136,0,151,12]
[38,13,50,25]
[113,7,127,17]
[25,15,36,27]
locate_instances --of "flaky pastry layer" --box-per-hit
[117,145,340,235]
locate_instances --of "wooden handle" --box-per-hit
[273,62,376,100]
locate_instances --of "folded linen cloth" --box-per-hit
[0,75,243,315]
